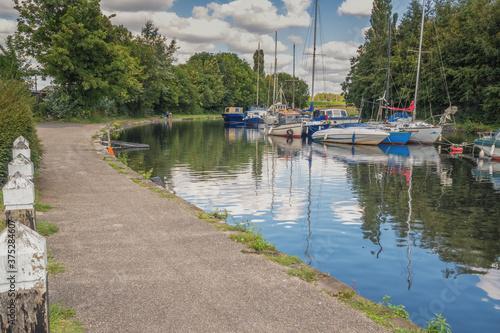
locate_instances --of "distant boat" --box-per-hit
[304,108,360,136]
[243,106,267,127]
[312,123,389,145]
[222,106,244,123]
[266,110,304,138]
[474,129,500,160]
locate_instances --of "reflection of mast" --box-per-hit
[406,162,414,290]
[271,138,276,217]
[376,163,384,258]
[305,146,313,264]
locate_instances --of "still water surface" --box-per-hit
[115,120,500,332]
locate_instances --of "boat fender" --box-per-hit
[490,145,495,156]
[287,129,293,136]
[479,149,485,158]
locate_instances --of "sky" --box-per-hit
[0,0,414,94]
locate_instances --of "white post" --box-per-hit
[3,172,36,231]
[8,154,34,181]
[0,222,49,332]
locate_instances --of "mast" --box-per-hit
[311,0,318,105]
[257,43,260,105]
[413,0,426,120]
[273,31,277,104]
[292,43,295,109]
[385,17,391,120]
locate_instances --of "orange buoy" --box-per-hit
[450,146,463,154]
[108,145,114,156]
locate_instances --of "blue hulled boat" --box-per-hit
[222,106,244,124]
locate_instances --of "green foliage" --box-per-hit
[0,35,31,79]
[343,0,500,123]
[287,267,318,282]
[49,302,85,333]
[14,0,142,115]
[47,251,66,275]
[337,289,356,301]
[381,295,409,319]
[0,77,42,184]
[36,221,59,237]
[264,253,303,266]
[426,314,452,333]
[138,168,153,179]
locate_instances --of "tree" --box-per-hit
[0,35,31,80]
[14,0,142,116]
[127,20,178,116]
[253,48,265,78]
[343,0,396,118]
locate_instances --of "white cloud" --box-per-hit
[287,35,303,45]
[206,0,311,33]
[298,40,360,94]
[100,0,175,12]
[0,18,16,44]
[337,0,373,18]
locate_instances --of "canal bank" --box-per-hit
[36,121,418,332]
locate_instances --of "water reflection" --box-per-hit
[115,120,500,333]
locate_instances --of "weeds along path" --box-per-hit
[35,122,390,333]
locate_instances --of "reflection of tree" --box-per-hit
[114,120,265,182]
[349,158,500,274]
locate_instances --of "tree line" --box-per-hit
[342,0,499,124]
[0,0,310,119]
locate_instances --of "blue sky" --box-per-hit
[0,0,415,94]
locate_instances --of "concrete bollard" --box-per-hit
[0,221,49,332]
[13,136,29,149]
[12,141,30,161]
[8,154,34,181]
[2,172,36,231]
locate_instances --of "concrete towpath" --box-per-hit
[36,122,390,333]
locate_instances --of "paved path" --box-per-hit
[36,123,390,333]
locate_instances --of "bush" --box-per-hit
[43,87,81,119]
[0,77,43,184]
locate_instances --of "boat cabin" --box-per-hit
[313,109,348,119]
[277,111,301,125]
[224,107,243,114]
[268,103,289,113]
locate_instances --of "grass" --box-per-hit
[35,200,53,212]
[131,178,148,187]
[49,302,85,333]
[47,250,66,275]
[264,253,303,266]
[109,162,124,170]
[286,267,319,282]
[36,221,60,236]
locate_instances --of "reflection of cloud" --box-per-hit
[331,200,363,225]
[477,270,500,301]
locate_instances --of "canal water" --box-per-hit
[114,120,500,332]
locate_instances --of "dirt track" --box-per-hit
[36,122,390,332]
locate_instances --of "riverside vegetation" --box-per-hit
[0,0,497,125]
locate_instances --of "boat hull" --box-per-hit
[312,127,389,145]
[381,131,411,145]
[267,123,303,138]
[222,113,244,123]
[474,139,500,159]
